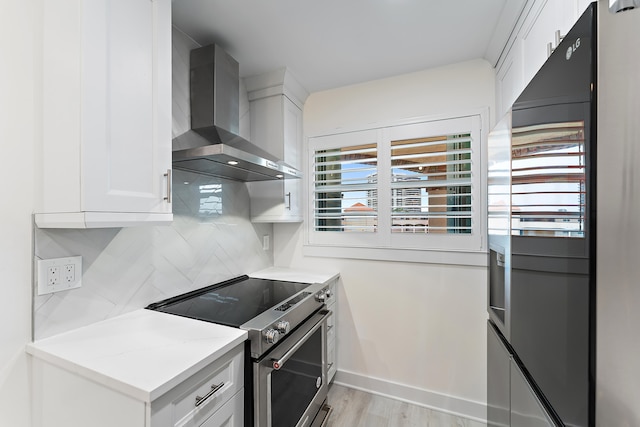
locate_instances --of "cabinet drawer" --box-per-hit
[328,363,337,383]
[327,312,336,345]
[151,345,244,427]
[200,389,243,427]
[325,279,337,306]
[327,339,336,365]
[327,338,336,382]
[327,330,336,383]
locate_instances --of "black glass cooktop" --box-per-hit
[146,276,311,328]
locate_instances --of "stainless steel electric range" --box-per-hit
[146,275,332,427]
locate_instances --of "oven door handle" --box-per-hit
[271,309,332,371]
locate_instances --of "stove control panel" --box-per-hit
[275,291,311,312]
[251,283,330,358]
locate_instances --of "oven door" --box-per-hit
[254,309,330,427]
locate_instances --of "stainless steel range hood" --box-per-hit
[172,44,301,181]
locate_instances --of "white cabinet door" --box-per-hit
[248,95,303,222]
[520,0,579,88]
[199,390,243,427]
[557,0,580,42]
[496,39,524,117]
[82,0,171,214]
[282,96,303,221]
[521,0,559,86]
[37,0,172,228]
[576,0,593,16]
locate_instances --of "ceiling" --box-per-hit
[171,0,526,94]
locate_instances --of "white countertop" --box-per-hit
[26,309,247,403]
[250,267,339,284]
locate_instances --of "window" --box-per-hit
[314,141,378,233]
[307,114,484,257]
[389,133,472,235]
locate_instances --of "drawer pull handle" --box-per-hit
[285,192,292,210]
[164,169,172,203]
[195,382,224,407]
[318,403,334,427]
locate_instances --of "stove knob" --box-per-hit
[265,329,280,344]
[325,289,332,299]
[315,291,327,303]
[276,320,290,335]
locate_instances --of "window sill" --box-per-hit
[302,244,488,267]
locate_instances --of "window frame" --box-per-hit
[304,110,488,266]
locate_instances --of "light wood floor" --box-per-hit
[326,384,487,427]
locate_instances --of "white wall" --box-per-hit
[274,59,495,421]
[0,1,38,425]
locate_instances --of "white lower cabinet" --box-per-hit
[199,391,243,427]
[32,344,244,427]
[151,345,244,427]
[325,277,338,383]
[32,360,147,427]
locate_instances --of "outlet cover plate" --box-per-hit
[37,256,82,295]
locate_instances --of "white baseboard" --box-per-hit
[332,369,487,424]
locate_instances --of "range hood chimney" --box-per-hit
[172,44,301,181]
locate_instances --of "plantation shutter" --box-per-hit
[389,133,473,234]
[313,143,378,232]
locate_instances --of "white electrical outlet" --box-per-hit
[47,266,60,286]
[263,235,270,251]
[37,256,82,295]
[63,263,75,283]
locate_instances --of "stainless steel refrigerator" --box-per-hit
[487,2,640,426]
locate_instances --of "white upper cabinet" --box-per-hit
[36,0,172,228]
[496,39,524,121]
[495,0,588,118]
[520,0,560,86]
[521,0,577,86]
[577,0,593,15]
[245,69,308,223]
